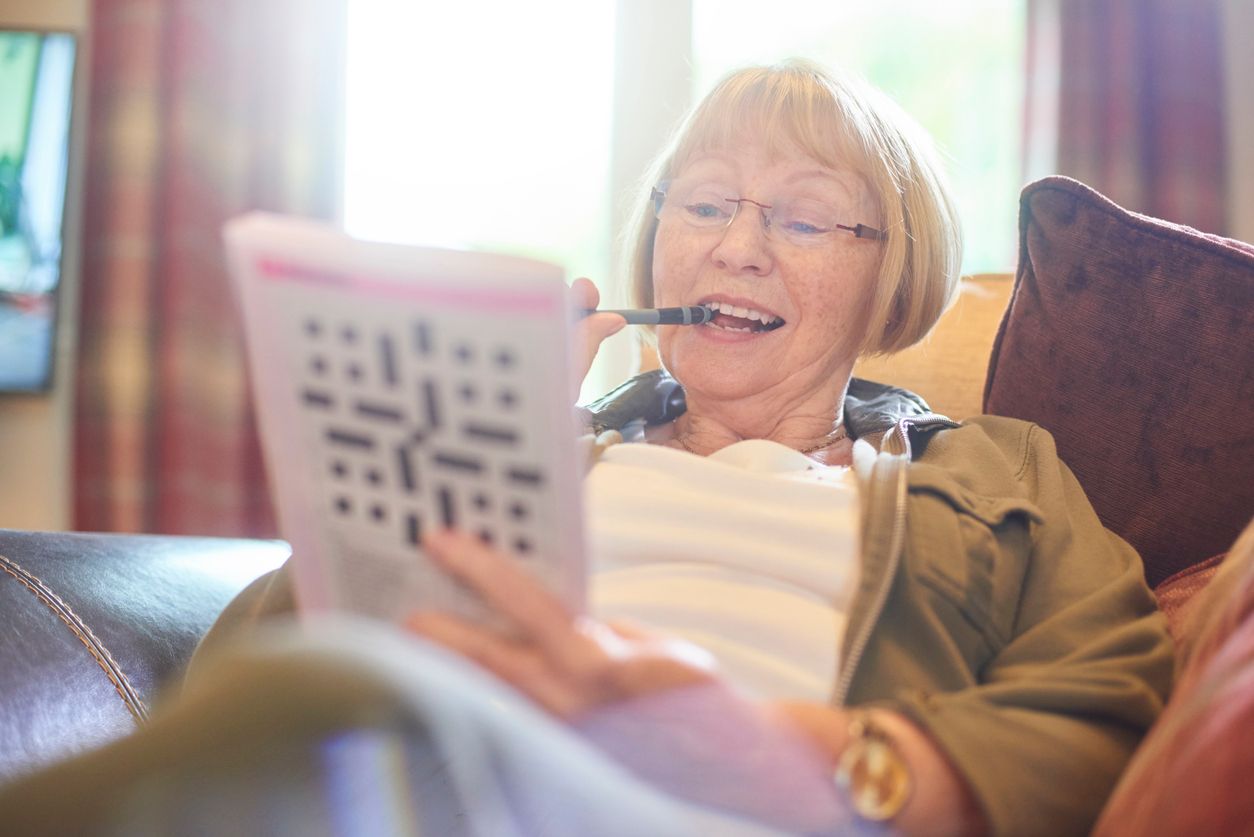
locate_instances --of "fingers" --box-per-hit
[603,619,655,642]
[570,276,601,309]
[574,313,625,388]
[422,529,605,674]
[416,529,719,717]
[570,278,626,387]
[579,312,626,364]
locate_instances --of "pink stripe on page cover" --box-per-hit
[257,258,561,316]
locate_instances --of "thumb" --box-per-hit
[570,278,625,387]
[576,312,626,385]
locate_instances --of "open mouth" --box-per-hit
[701,301,786,333]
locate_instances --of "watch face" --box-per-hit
[836,734,912,821]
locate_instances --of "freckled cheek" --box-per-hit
[651,230,706,305]
[789,259,879,344]
[812,251,878,302]
[650,270,678,307]
[815,285,874,340]
[781,258,848,314]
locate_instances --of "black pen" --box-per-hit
[580,306,713,325]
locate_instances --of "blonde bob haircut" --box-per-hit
[621,60,963,356]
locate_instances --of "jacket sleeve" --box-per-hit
[863,419,1175,836]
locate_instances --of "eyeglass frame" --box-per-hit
[650,182,887,243]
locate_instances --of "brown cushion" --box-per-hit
[984,176,1254,588]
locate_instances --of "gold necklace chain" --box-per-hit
[674,424,848,456]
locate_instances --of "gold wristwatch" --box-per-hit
[835,710,913,822]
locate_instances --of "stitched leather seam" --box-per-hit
[0,552,150,725]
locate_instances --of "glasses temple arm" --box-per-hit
[836,223,887,241]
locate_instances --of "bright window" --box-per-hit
[343,1,616,276]
[343,2,1025,398]
[693,0,1026,275]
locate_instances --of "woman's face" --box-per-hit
[651,139,883,406]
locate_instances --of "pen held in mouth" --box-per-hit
[580,306,713,325]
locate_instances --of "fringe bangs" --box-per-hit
[668,64,869,181]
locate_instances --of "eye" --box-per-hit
[776,214,832,236]
[670,182,736,224]
[683,201,731,221]
[779,219,830,235]
[775,199,837,236]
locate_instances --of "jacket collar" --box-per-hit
[581,369,952,457]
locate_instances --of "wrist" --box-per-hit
[770,703,987,836]
[766,701,854,766]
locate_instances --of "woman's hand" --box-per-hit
[405,528,853,832]
[570,277,626,391]
[406,529,715,718]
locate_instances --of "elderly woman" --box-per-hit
[5,60,1167,836]
[396,60,1172,835]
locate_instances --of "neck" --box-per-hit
[668,373,854,457]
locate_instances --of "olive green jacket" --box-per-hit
[574,371,1174,835]
[198,373,1174,836]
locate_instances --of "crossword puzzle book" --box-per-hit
[224,213,586,623]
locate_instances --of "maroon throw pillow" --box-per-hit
[984,176,1254,588]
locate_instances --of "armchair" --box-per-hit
[0,529,287,784]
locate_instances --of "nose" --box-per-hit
[711,199,773,276]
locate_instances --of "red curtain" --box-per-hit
[1025,0,1228,234]
[74,0,345,535]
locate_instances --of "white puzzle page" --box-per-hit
[224,213,585,624]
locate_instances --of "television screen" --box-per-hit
[0,29,76,392]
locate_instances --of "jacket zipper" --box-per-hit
[832,414,958,705]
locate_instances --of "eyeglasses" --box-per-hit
[651,181,887,247]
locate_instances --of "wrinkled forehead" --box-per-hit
[672,148,871,207]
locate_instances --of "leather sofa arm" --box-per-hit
[0,529,288,785]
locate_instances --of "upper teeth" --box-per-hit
[704,301,782,325]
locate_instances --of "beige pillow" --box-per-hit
[853,273,1012,420]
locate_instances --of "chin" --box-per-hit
[667,358,767,401]
[661,328,783,391]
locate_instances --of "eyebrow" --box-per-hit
[784,168,844,183]
[784,169,876,213]
[678,156,735,177]
[677,159,867,204]
[783,168,861,193]
[680,163,851,187]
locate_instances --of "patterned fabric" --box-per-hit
[74,0,345,535]
[1026,0,1228,234]
[1154,554,1225,648]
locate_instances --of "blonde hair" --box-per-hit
[620,60,963,355]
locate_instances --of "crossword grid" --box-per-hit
[288,299,556,573]
[227,213,582,622]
